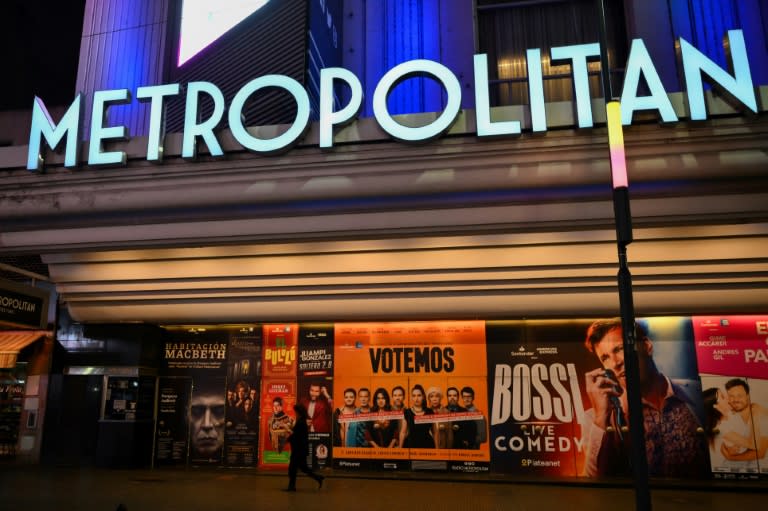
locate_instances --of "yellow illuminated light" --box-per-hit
[606,101,628,188]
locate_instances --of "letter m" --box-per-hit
[27,95,82,171]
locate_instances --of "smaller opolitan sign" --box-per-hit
[0,279,49,329]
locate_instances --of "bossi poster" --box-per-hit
[486,320,589,476]
[487,318,710,479]
[297,324,335,469]
[332,321,490,473]
[693,316,768,478]
[258,324,299,469]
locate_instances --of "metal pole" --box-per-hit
[597,1,651,510]
[614,186,651,511]
[596,0,614,100]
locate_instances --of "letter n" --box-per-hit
[678,29,757,120]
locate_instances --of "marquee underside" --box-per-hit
[2,115,767,323]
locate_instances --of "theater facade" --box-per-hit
[1,0,767,483]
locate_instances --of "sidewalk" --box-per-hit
[1,465,766,511]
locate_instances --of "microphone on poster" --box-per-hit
[604,369,625,440]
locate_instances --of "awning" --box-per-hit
[0,331,49,368]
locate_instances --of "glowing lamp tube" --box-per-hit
[606,101,628,189]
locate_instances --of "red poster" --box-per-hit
[258,324,299,469]
[693,316,768,379]
[693,316,768,476]
[258,380,296,468]
[262,324,299,378]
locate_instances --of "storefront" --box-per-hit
[0,0,767,484]
[33,317,768,481]
[0,279,54,463]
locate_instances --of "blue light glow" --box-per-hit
[373,60,462,142]
[378,0,443,115]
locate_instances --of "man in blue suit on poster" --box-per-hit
[581,318,709,478]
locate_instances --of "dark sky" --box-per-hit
[1,0,86,110]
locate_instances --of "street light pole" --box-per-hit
[596,2,651,510]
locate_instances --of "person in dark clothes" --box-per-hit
[285,403,325,491]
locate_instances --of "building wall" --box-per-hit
[66,1,768,133]
[624,0,768,91]
[2,0,768,475]
[1,0,767,322]
[165,0,310,131]
[75,0,171,138]
[342,0,477,115]
[13,337,54,464]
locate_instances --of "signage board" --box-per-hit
[26,30,759,170]
[0,279,49,329]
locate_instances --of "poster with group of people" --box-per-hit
[151,317,768,480]
[224,327,262,466]
[332,321,490,473]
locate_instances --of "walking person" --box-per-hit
[285,403,325,491]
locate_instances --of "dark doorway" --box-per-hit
[41,375,103,466]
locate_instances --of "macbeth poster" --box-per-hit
[162,327,229,466]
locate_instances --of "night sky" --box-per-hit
[1,0,86,110]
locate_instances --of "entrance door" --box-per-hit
[41,375,102,466]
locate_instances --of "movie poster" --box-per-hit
[333,321,490,472]
[224,326,262,467]
[162,327,229,466]
[258,324,298,469]
[487,318,709,479]
[188,376,227,465]
[259,379,296,467]
[693,316,768,478]
[154,377,192,466]
[297,324,334,469]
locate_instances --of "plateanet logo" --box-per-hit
[178,0,271,66]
